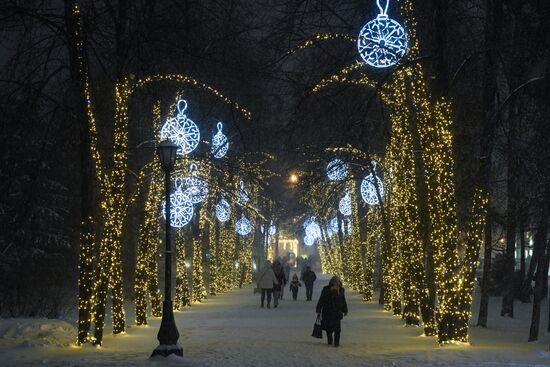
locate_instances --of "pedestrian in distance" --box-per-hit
[282,261,291,300]
[272,258,286,308]
[256,260,278,309]
[316,276,348,347]
[301,265,317,301]
[289,274,302,300]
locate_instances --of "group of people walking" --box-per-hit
[256,259,348,347]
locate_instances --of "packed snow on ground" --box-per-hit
[1,273,550,367]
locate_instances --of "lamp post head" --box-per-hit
[157,140,178,172]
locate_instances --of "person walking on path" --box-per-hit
[289,274,302,300]
[257,260,278,309]
[301,266,317,301]
[282,261,291,300]
[272,259,286,308]
[316,276,348,347]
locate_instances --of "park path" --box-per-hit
[3,271,550,367]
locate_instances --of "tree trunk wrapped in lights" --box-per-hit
[174,230,191,310]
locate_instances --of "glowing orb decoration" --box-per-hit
[215,197,231,223]
[361,173,384,205]
[343,218,353,236]
[327,217,339,237]
[327,159,348,182]
[184,164,208,204]
[160,99,201,156]
[339,191,352,216]
[357,0,408,69]
[211,122,229,158]
[269,221,277,236]
[235,214,252,236]
[304,235,315,247]
[162,179,194,228]
[305,221,322,240]
[237,180,250,206]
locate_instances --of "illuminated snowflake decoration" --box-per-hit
[161,178,194,228]
[211,122,229,158]
[304,235,315,247]
[361,173,384,205]
[343,218,353,236]
[327,217,339,237]
[339,191,352,216]
[160,99,201,156]
[235,214,252,236]
[184,163,208,204]
[357,0,408,69]
[215,196,231,223]
[305,220,322,240]
[327,159,348,182]
[237,180,250,206]
[269,221,277,236]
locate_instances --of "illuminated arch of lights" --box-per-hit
[236,213,253,236]
[211,121,229,159]
[357,0,408,68]
[161,177,194,228]
[184,163,208,204]
[160,99,200,156]
[327,159,348,182]
[339,191,352,216]
[215,196,231,223]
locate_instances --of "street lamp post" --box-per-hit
[151,140,183,358]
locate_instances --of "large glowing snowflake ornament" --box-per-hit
[211,122,229,158]
[215,196,231,223]
[305,220,322,240]
[160,99,201,156]
[327,217,339,237]
[237,180,250,206]
[327,159,348,182]
[161,178,194,228]
[357,0,408,69]
[339,191,352,216]
[184,163,208,204]
[361,165,384,205]
[304,235,315,247]
[235,214,252,236]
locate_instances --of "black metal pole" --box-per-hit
[151,168,183,358]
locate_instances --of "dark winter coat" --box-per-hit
[301,269,317,287]
[289,279,301,292]
[316,285,348,324]
[273,268,286,291]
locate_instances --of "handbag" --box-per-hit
[311,315,323,339]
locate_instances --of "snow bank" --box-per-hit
[0,318,76,348]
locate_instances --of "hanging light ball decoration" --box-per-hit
[161,178,194,228]
[305,220,322,240]
[327,217,339,237]
[269,221,277,236]
[339,191,352,216]
[160,99,201,156]
[184,163,208,204]
[211,122,229,158]
[215,196,231,223]
[235,214,253,236]
[327,159,348,182]
[361,172,384,205]
[237,180,250,206]
[357,0,408,69]
[304,235,315,247]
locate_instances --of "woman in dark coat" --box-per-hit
[315,276,348,347]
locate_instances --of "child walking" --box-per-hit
[289,274,302,300]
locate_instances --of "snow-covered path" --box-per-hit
[2,272,550,366]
